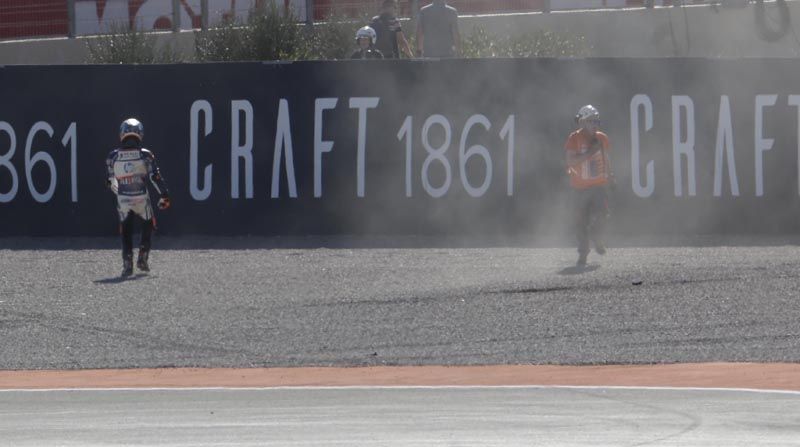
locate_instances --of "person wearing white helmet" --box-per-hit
[105,118,171,277]
[564,105,615,267]
[351,26,384,59]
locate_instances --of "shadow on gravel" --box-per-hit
[0,236,567,250]
[4,234,800,250]
[93,274,149,284]
[558,265,600,275]
[0,238,118,250]
[493,286,576,294]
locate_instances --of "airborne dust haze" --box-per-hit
[331,1,800,248]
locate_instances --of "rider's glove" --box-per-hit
[157,196,171,210]
[107,178,118,195]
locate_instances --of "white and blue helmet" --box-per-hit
[119,118,144,142]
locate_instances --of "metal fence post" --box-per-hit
[306,0,314,26]
[201,0,209,30]
[172,0,181,32]
[67,0,76,38]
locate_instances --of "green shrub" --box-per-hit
[195,3,309,62]
[88,13,590,63]
[194,17,248,62]
[462,26,591,58]
[244,3,310,60]
[305,12,367,60]
[195,5,374,62]
[86,23,181,64]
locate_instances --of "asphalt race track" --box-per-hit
[2,387,800,446]
[1,236,799,370]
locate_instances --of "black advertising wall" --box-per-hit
[2,59,800,237]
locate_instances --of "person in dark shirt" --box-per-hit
[351,26,384,59]
[370,0,413,59]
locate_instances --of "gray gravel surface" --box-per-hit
[1,236,800,370]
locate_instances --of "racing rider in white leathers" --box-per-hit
[106,118,170,277]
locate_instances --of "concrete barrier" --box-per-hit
[460,4,800,58]
[1,3,799,65]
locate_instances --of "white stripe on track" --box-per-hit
[1,385,799,395]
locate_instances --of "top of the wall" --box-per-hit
[2,2,799,65]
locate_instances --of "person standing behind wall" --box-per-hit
[351,26,385,59]
[370,0,413,58]
[416,0,460,58]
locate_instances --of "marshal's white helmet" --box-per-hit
[119,118,144,142]
[575,105,600,132]
[355,26,377,45]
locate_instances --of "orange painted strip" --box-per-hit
[1,363,799,391]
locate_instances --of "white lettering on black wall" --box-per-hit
[714,95,739,197]
[190,100,213,201]
[755,94,778,197]
[272,99,298,199]
[314,98,338,198]
[231,100,254,199]
[349,97,380,198]
[672,95,696,197]
[630,94,655,198]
